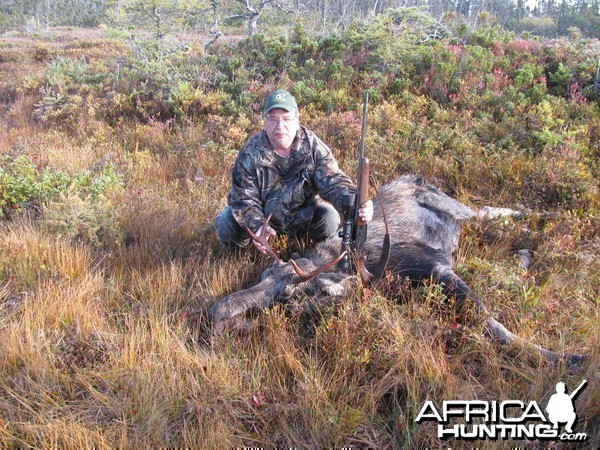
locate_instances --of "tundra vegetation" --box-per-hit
[0,9,598,448]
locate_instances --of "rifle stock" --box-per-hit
[355,157,370,227]
[339,92,370,273]
[353,157,369,254]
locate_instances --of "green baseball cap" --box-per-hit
[264,89,298,114]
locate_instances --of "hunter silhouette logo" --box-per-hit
[546,380,587,433]
[415,380,588,441]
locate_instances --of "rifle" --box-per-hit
[339,92,391,281]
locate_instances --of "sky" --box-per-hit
[526,0,539,9]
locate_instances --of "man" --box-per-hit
[215,89,373,254]
[546,382,577,433]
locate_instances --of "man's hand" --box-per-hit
[358,200,373,223]
[252,223,276,254]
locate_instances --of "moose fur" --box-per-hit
[208,174,585,368]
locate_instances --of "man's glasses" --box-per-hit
[265,115,297,126]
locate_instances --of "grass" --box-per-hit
[0,28,598,448]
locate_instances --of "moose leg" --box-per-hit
[207,279,278,331]
[435,267,586,370]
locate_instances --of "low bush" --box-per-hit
[0,154,123,222]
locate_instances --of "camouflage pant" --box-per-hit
[215,202,340,250]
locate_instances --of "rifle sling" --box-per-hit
[369,178,391,280]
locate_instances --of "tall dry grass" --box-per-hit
[0,29,598,448]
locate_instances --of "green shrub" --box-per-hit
[0,155,65,219]
[169,81,204,118]
[32,43,56,62]
[45,56,90,87]
[32,87,84,125]
[43,192,124,248]
[0,155,123,220]
[469,25,509,48]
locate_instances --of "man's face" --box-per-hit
[264,108,299,151]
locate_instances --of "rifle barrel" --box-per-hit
[359,92,369,160]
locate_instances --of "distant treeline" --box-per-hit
[0,0,599,38]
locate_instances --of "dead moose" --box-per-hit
[208,174,585,368]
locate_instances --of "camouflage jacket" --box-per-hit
[228,126,356,234]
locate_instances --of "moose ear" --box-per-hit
[319,275,359,297]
